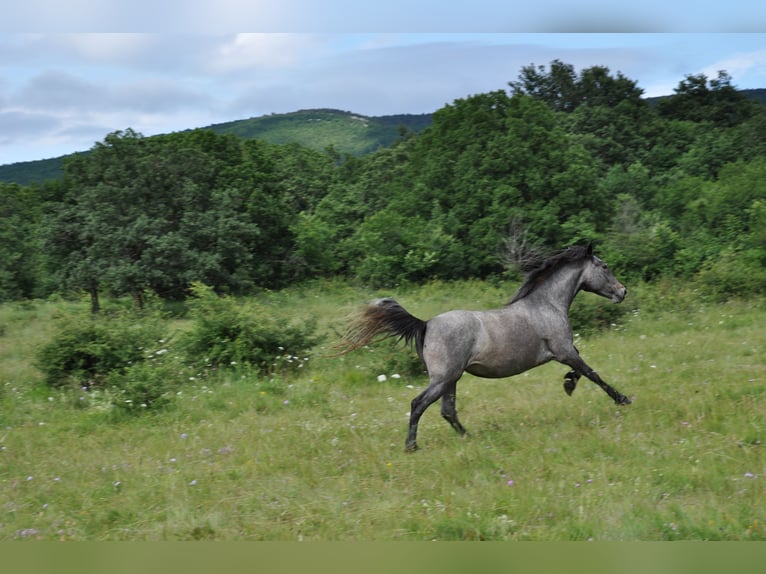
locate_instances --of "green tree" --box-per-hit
[45,129,298,308]
[0,183,43,300]
[657,71,759,127]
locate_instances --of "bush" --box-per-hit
[180,283,319,375]
[104,357,184,413]
[569,293,632,335]
[696,248,766,301]
[36,310,167,389]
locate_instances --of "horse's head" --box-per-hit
[581,248,627,303]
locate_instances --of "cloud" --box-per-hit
[0,110,61,141]
[211,34,325,73]
[12,68,212,115]
[701,49,766,84]
[57,34,158,65]
[15,71,105,112]
[111,79,213,113]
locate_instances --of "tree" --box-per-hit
[509,59,580,112]
[657,71,759,127]
[45,129,298,308]
[0,183,44,301]
[509,60,645,114]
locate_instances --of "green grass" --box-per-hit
[1,281,764,540]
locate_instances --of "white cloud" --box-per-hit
[212,34,324,72]
[59,34,157,65]
[701,49,766,84]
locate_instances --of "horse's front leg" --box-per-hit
[583,367,632,405]
[563,369,580,396]
[562,346,585,396]
[558,352,631,405]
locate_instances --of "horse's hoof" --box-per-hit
[405,442,419,453]
[616,395,632,405]
[563,380,576,396]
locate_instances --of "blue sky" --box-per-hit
[2,2,766,164]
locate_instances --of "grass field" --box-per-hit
[0,281,764,541]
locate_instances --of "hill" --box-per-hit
[0,109,433,185]
[205,109,433,155]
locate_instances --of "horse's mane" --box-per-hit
[507,245,592,305]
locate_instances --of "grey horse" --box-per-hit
[338,245,632,451]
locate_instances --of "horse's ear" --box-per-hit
[586,243,594,256]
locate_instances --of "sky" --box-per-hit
[2,2,766,165]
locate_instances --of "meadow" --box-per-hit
[0,280,764,541]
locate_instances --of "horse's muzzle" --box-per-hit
[612,284,627,303]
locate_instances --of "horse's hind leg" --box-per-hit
[406,376,460,452]
[440,382,467,436]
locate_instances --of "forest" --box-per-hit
[1,60,765,308]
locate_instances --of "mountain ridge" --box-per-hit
[0,109,433,185]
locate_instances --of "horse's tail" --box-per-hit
[335,297,427,357]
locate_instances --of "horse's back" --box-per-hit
[424,306,557,379]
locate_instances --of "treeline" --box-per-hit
[2,60,765,307]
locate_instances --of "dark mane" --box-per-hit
[507,245,592,305]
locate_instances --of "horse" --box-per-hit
[337,245,632,452]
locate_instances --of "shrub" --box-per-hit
[36,310,166,389]
[180,283,319,375]
[569,293,632,335]
[105,357,184,413]
[696,248,766,301]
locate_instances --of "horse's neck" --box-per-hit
[525,264,583,313]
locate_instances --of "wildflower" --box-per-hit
[391,374,401,379]
[189,479,198,486]
[744,472,756,478]
[377,374,387,382]
[283,400,290,405]
[507,479,515,486]
[181,433,188,439]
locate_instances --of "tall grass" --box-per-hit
[0,281,764,540]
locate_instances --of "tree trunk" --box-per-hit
[89,286,100,314]
[132,289,145,310]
